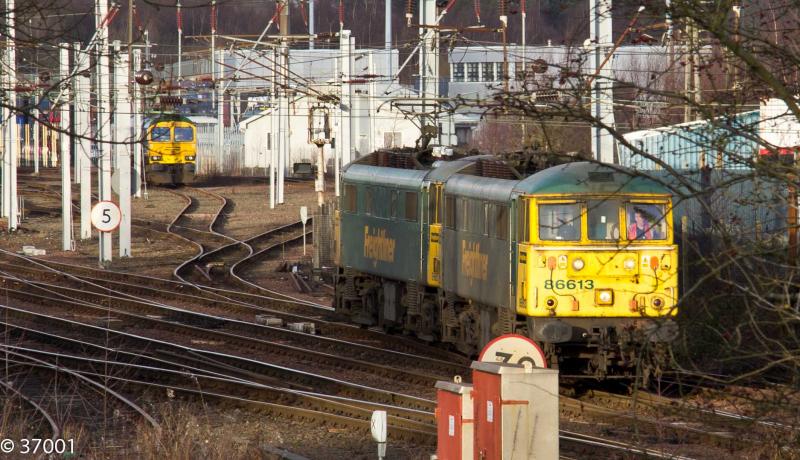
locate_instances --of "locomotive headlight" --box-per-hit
[185,155,196,161]
[595,289,614,305]
[149,155,162,161]
[652,296,664,310]
[623,258,636,270]
[571,257,585,271]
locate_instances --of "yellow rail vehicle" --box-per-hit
[519,195,677,320]
[145,115,197,185]
[335,153,679,378]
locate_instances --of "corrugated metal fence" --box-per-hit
[650,169,788,244]
[618,111,760,171]
[196,124,245,176]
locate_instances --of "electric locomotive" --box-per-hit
[334,150,679,378]
[144,114,197,185]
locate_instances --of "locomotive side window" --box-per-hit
[488,204,509,241]
[456,198,470,232]
[539,203,581,241]
[405,191,418,222]
[342,184,357,212]
[588,199,621,240]
[445,195,455,228]
[626,203,667,240]
[150,127,171,141]
[365,187,374,216]
[390,190,398,219]
[174,127,194,142]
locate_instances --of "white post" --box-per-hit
[278,46,288,204]
[5,0,18,231]
[115,50,132,257]
[589,0,615,163]
[385,0,392,78]
[419,0,439,137]
[132,49,143,198]
[97,0,113,264]
[75,45,92,240]
[32,105,39,174]
[73,42,82,184]
[269,51,277,209]
[60,44,73,251]
[368,52,377,153]
[1,2,10,220]
[333,47,340,198]
[309,0,315,49]
[177,0,182,95]
[338,30,352,170]
[217,49,225,174]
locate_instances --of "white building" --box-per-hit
[165,43,454,176]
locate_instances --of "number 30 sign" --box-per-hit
[478,334,548,369]
[90,201,122,232]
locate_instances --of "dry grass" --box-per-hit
[132,404,271,460]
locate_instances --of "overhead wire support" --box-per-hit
[388,0,457,93]
[51,2,121,107]
[221,1,285,93]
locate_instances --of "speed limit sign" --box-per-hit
[90,201,122,232]
[479,334,548,369]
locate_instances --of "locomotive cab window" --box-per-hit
[539,203,581,241]
[588,199,621,241]
[626,203,668,240]
[150,127,171,142]
[174,127,194,142]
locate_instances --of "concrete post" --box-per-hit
[177,0,182,95]
[419,0,438,137]
[75,45,92,240]
[589,0,615,163]
[5,0,18,231]
[269,48,277,209]
[132,49,143,198]
[338,30,352,170]
[278,3,289,204]
[73,42,82,184]
[115,50,132,257]
[217,49,225,174]
[385,0,391,78]
[309,0,315,49]
[97,0,113,264]
[60,44,73,251]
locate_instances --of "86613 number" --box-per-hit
[544,279,593,290]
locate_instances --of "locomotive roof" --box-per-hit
[444,174,517,202]
[425,156,487,182]
[514,162,672,195]
[343,163,429,188]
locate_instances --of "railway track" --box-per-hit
[0,255,468,375]
[0,310,437,444]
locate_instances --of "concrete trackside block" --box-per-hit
[287,322,316,334]
[255,315,284,327]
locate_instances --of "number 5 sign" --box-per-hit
[479,334,548,369]
[90,201,122,232]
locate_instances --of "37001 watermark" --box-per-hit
[0,438,74,455]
